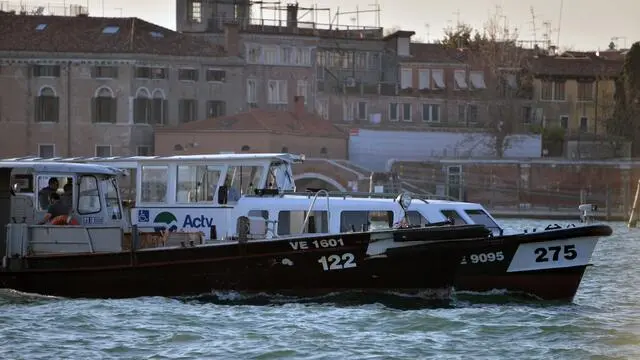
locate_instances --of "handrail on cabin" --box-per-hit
[276,190,455,202]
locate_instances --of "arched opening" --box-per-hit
[294,173,346,192]
[92,86,116,123]
[151,89,168,125]
[133,87,151,124]
[35,86,59,123]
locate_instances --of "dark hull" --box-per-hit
[454,224,612,301]
[0,227,490,299]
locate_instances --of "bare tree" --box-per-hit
[442,12,537,158]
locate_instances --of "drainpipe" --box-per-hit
[67,61,72,156]
[26,63,32,155]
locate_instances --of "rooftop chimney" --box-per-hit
[286,3,298,30]
[224,22,240,56]
[293,96,305,117]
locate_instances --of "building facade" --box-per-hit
[0,12,244,158]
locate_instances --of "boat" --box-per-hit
[0,160,494,299]
[1,153,614,301]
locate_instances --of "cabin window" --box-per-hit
[248,210,268,219]
[406,210,429,226]
[78,176,101,214]
[465,209,500,233]
[141,165,168,203]
[35,175,72,211]
[277,210,328,235]
[267,161,293,190]
[105,177,122,220]
[226,165,263,196]
[440,209,467,225]
[176,165,222,203]
[11,174,33,193]
[340,210,393,232]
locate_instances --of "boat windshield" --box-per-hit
[267,161,294,191]
[464,209,502,235]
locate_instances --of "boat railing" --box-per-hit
[299,189,331,234]
[278,190,455,202]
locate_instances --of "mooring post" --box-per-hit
[627,180,640,228]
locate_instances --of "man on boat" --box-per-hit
[38,193,71,225]
[38,177,59,209]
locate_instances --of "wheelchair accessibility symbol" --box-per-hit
[138,209,150,223]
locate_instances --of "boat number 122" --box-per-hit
[318,253,357,271]
[534,245,577,262]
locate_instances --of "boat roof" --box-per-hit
[0,153,304,169]
[0,161,124,176]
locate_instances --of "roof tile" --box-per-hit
[0,12,225,57]
[160,109,347,138]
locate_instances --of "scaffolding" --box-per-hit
[0,1,88,16]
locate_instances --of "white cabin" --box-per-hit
[1,154,505,241]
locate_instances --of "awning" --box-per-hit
[470,71,486,89]
[432,70,446,89]
[454,71,468,89]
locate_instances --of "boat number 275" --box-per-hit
[534,245,577,262]
[318,253,357,271]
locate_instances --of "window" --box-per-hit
[92,87,117,123]
[178,99,198,123]
[35,23,47,31]
[189,0,202,23]
[281,47,293,64]
[246,45,261,63]
[368,52,380,69]
[137,146,151,156]
[467,105,478,123]
[134,89,151,124]
[522,106,532,124]
[357,101,367,120]
[278,210,328,235]
[207,100,226,118]
[340,211,394,232]
[418,69,430,89]
[78,176,101,214]
[135,67,151,79]
[541,80,566,101]
[432,69,446,89]
[406,211,429,226]
[35,87,59,123]
[176,165,222,203]
[38,144,55,158]
[263,46,277,65]
[95,145,112,157]
[267,80,288,104]
[151,68,167,80]
[92,66,118,79]
[151,91,168,125]
[36,175,64,210]
[105,177,122,220]
[577,81,594,101]
[553,81,566,101]
[454,70,468,90]
[560,115,569,129]
[249,210,269,220]
[580,116,588,132]
[422,104,440,122]
[400,68,412,89]
[206,69,226,82]
[247,79,257,105]
[226,165,264,196]
[296,80,308,104]
[33,65,60,77]
[343,102,356,122]
[102,26,120,34]
[440,209,467,225]
[464,209,500,235]
[150,31,164,38]
[316,99,329,120]
[457,104,466,123]
[469,71,486,89]
[355,52,367,69]
[389,103,399,122]
[402,103,412,121]
[178,68,199,81]
[141,165,168,203]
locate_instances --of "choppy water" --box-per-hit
[1,219,639,360]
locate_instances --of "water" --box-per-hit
[1,219,639,359]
